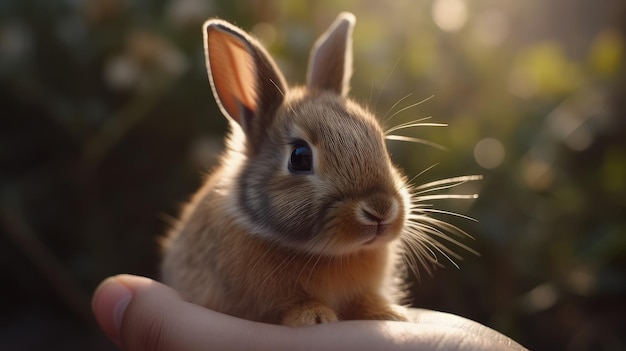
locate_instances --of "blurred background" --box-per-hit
[1,0,625,349]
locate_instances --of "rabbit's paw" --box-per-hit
[346,297,409,322]
[282,302,338,326]
[362,306,408,322]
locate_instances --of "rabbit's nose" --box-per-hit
[357,193,400,226]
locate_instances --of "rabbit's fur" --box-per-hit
[162,12,416,326]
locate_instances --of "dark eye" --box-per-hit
[289,141,313,174]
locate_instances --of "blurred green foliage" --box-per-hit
[1,0,625,350]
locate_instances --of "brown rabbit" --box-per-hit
[161,12,475,326]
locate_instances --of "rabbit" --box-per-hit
[161,12,477,326]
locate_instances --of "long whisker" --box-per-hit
[415,175,483,190]
[385,121,447,135]
[402,227,445,277]
[410,215,476,241]
[385,135,446,150]
[401,236,431,274]
[406,223,469,268]
[401,170,483,276]
[384,95,435,123]
[407,164,439,184]
[414,194,479,202]
[417,208,479,222]
[269,78,285,97]
[382,93,413,124]
[385,116,434,132]
[372,52,404,111]
[411,179,479,196]
[369,79,375,109]
[382,93,413,125]
[412,182,470,195]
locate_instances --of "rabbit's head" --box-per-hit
[205,13,409,255]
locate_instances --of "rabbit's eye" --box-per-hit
[289,141,313,174]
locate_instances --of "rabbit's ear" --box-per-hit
[204,20,287,141]
[306,12,355,97]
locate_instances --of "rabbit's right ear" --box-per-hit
[307,12,355,97]
[204,20,287,145]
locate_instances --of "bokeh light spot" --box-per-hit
[432,0,468,32]
[520,283,559,314]
[474,138,506,169]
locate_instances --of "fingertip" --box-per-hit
[92,275,134,346]
[93,275,292,351]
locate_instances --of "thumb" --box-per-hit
[91,274,285,351]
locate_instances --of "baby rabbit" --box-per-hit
[162,12,473,326]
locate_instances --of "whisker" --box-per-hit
[384,98,434,125]
[430,246,461,269]
[401,177,482,275]
[290,250,317,295]
[385,135,446,150]
[428,218,477,241]
[410,216,476,241]
[407,164,439,184]
[258,245,301,292]
[404,231,441,263]
[269,78,285,97]
[401,228,444,277]
[411,224,472,256]
[384,94,435,124]
[304,236,335,285]
[403,246,433,277]
[416,208,479,222]
[406,224,466,267]
[415,175,483,190]
[385,119,447,135]
[411,180,476,196]
[373,52,404,111]
[284,218,336,293]
[385,116,433,132]
[369,79,374,108]
[382,93,413,124]
[413,194,478,202]
[400,239,429,277]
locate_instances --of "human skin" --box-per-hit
[91,274,527,351]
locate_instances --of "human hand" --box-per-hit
[92,274,526,351]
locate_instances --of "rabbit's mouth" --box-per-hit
[361,222,401,247]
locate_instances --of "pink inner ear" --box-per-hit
[208,27,258,122]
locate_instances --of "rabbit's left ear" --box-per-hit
[204,19,287,145]
[306,12,355,97]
